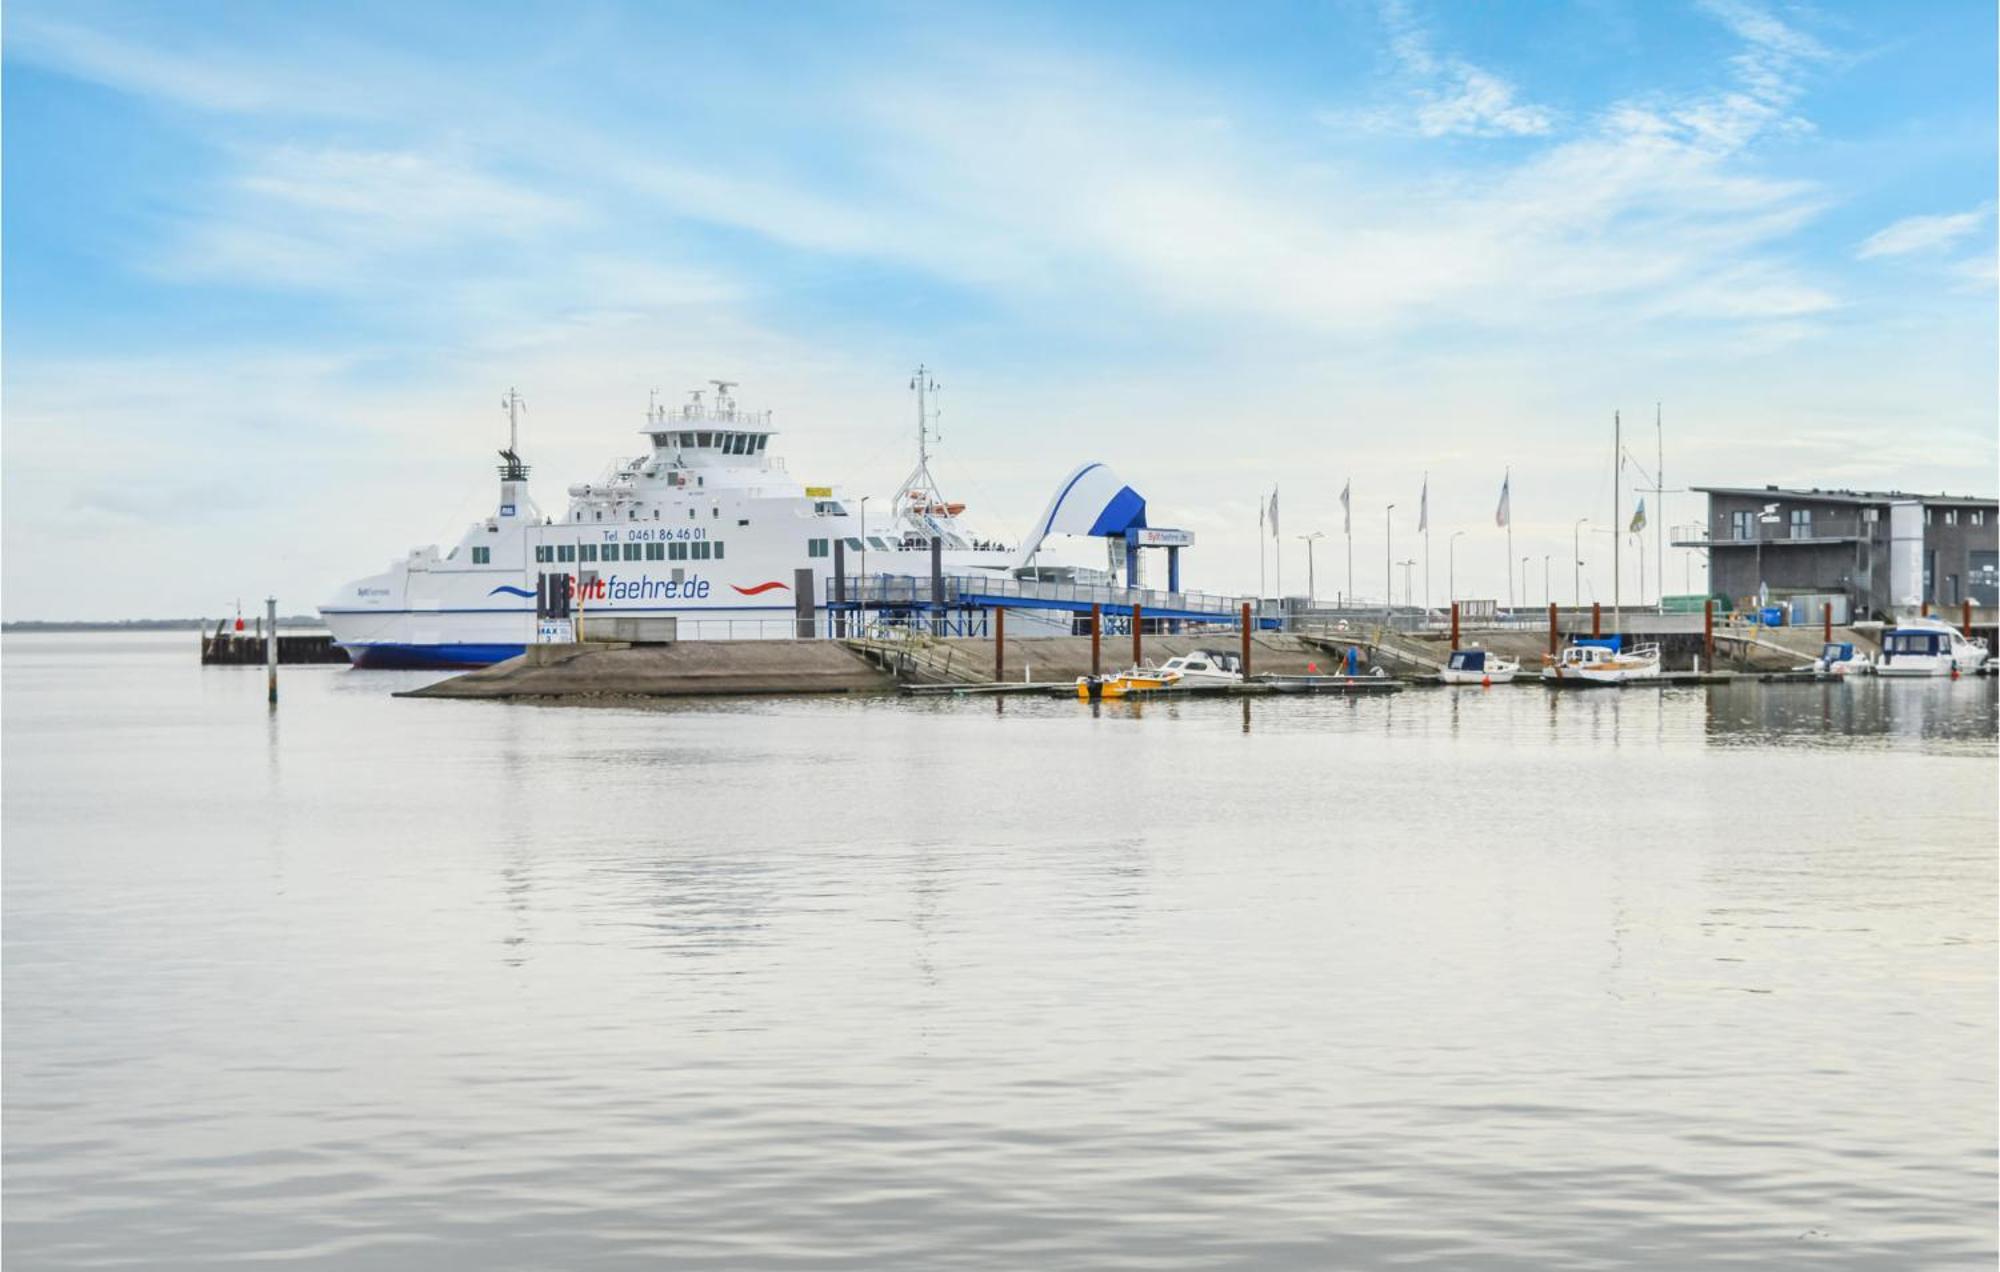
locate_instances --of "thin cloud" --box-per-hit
[1856,208,1991,259]
[1373,0,1555,138]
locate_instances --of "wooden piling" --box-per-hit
[993,607,1005,682]
[1823,602,1832,643]
[1239,602,1252,677]
[1963,599,1974,637]
[1547,603,1558,656]
[1703,599,1715,668]
[1091,604,1103,678]
[1922,600,1932,617]
[1450,601,1460,648]
[265,597,278,706]
[1132,603,1144,668]
[1592,602,1602,637]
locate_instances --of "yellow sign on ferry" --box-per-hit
[805,486,833,498]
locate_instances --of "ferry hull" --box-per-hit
[345,642,527,669]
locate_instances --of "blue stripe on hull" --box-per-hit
[345,642,525,669]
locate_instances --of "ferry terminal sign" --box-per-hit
[1128,528,1194,547]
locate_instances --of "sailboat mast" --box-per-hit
[1613,410,1622,632]
[1656,402,1664,613]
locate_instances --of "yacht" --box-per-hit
[1439,647,1520,685]
[1875,617,1990,678]
[1540,640,1662,686]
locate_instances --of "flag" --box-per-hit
[1269,488,1280,538]
[1494,473,1511,528]
[1630,498,1647,533]
[1418,475,1429,533]
[1339,479,1351,535]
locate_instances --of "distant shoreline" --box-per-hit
[3,618,326,633]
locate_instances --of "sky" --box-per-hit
[3,0,1995,619]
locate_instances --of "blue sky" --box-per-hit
[4,0,1994,617]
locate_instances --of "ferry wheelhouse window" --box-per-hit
[471,546,491,564]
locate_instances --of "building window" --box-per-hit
[1925,508,1934,526]
[471,546,491,564]
[1946,573,1960,604]
[1788,509,1811,539]
[1944,509,1958,526]
[1970,551,1998,606]
[1730,510,1754,540]
[1863,508,1879,523]
[1972,510,1986,526]
[645,541,664,561]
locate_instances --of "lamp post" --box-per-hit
[858,495,871,635]
[1385,505,1395,621]
[1543,554,1552,608]
[1448,529,1465,606]
[1401,559,1417,607]
[1573,517,1588,607]
[1298,531,1325,606]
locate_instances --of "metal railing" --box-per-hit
[825,572,1271,621]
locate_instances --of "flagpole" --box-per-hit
[1259,498,1266,599]
[1504,467,1514,614]
[1274,486,1282,600]
[1421,471,1431,615]
[1613,411,1622,633]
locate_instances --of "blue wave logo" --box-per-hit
[487,585,535,598]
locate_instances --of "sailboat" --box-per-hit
[1543,410,1660,686]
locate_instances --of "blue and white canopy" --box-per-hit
[1014,462,1147,565]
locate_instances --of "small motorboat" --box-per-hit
[1876,618,1990,678]
[1798,642,1873,677]
[1077,649,1243,699]
[1439,647,1519,685]
[1541,639,1662,686]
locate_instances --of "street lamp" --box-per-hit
[1448,530,1466,605]
[1298,532,1325,606]
[1573,517,1588,607]
[1543,554,1552,608]
[858,495,872,635]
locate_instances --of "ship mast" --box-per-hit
[897,365,947,539]
[498,387,529,480]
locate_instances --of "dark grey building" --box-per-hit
[1674,485,1998,619]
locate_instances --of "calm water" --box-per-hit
[4,633,1995,1269]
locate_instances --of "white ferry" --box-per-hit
[319,375,1137,667]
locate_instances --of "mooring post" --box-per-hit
[1132,603,1144,668]
[1239,601,1252,678]
[1703,599,1715,669]
[1450,601,1460,648]
[1963,599,1973,637]
[1922,600,1932,618]
[265,596,278,706]
[1823,602,1832,643]
[993,607,1005,683]
[1591,601,1602,638]
[1547,602,1558,657]
[1091,604,1103,678]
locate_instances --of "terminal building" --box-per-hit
[1674,485,1998,620]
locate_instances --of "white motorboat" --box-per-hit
[1876,617,1989,678]
[1077,649,1243,699]
[1439,648,1519,684]
[1540,640,1662,686]
[1799,642,1873,677]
